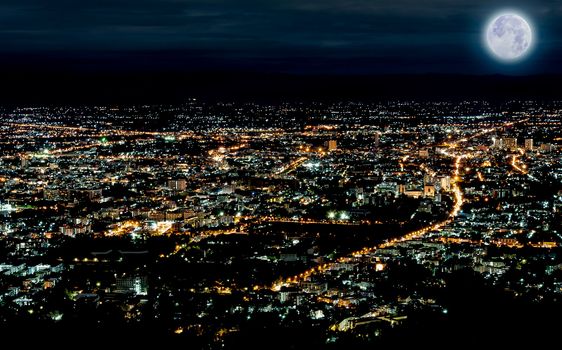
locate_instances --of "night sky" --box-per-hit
[1,1,562,103]
[1,0,562,74]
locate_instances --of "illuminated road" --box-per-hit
[265,151,467,291]
[275,157,308,175]
[189,228,248,243]
[104,220,174,237]
[105,220,141,237]
[0,121,180,160]
[259,217,363,226]
[511,148,538,181]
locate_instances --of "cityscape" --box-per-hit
[2,0,562,347]
[0,100,560,346]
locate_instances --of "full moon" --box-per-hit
[486,13,533,61]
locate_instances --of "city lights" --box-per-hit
[0,101,559,345]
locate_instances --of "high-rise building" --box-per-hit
[326,140,337,151]
[374,133,380,148]
[503,138,517,151]
[524,139,533,151]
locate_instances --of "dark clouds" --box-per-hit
[0,0,562,74]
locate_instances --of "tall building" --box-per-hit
[524,139,533,151]
[503,138,517,151]
[355,187,365,206]
[326,140,337,151]
[374,132,380,148]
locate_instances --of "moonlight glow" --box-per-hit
[485,12,533,62]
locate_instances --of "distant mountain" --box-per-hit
[1,71,561,104]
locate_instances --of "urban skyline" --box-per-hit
[0,100,560,346]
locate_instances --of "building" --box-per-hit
[524,139,533,151]
[503,138,517,151]
[325,140,337,151]
[374,132,380,148]
[376,182,399,196]
[424,184,435,198]
[440,176,451,191]
[165,210,184,221]
[115,276,148,296]
[419,149,430,158]
[404,189,423,198]
[167,179,187,191]
[540,143,553,152]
